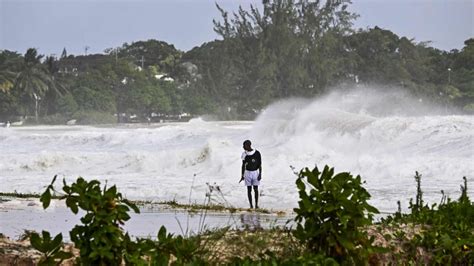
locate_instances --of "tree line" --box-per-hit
[1,0,473,124]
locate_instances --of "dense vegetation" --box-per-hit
[28,165,472,265]
[1,0,473,123]
[381,174,473,264]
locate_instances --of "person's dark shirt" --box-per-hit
[243,150,261,171]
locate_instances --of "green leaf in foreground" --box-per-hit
[40,188,51,209]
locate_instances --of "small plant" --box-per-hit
[29,230,72,266]
[414,171,423,212]
[293,165,379,264]
[40,175,141,264]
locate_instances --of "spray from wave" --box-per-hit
[249,87,473,210]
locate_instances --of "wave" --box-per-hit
[1,87,472,211]
[252,88,473,157]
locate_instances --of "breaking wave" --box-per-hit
[1,87,472,212]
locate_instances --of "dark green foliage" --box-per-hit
[293,165,379,264]
[0,50,21,93]
[0,88,21,120]
[71,110,116,125]
[13,48,62,123]
[40,113,69,125]
[383,174,474,264]
[114,39,183,74]
[120,227,204,265]
[453,39,474,111]
[153,226,203,264]
[72,86,115,114]
[29,231,72,266]
[0,51,22,120]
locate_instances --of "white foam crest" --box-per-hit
[248,88,474,211]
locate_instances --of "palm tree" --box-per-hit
[42,55,67,116]
[0,70,15,93]
[0,51,20,93]
[14,48,59,123]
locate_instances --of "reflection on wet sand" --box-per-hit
[240,213,262,230]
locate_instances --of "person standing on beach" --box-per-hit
[239,140,262,209]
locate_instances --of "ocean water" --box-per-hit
[1,88,473,213]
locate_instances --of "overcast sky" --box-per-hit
[1,0,473,56]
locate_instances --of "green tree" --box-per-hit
[124,74,172,117]
[73,86,115,113]
[0,50,23,119]
[210,0,357,117]
[0,89,21,120]
[110,39,183,75]
[183,41,237,117]
[56,92,79,116]
[347,27,409,84]
[0,51,21,93]
[41,55,70,116]
[108,60,141,122]
[13,48,61,122]
[452,39,474,111]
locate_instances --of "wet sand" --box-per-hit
[0,198,292,240]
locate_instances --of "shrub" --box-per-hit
[71,110,115,124]
[39,113,69,125]
[56,93,79,116]
[293,165,379,264]
[383,174,474,264]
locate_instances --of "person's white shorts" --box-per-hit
[244,170,260,186]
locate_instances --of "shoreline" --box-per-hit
[0,197,293,241]
[0,192,291,214]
